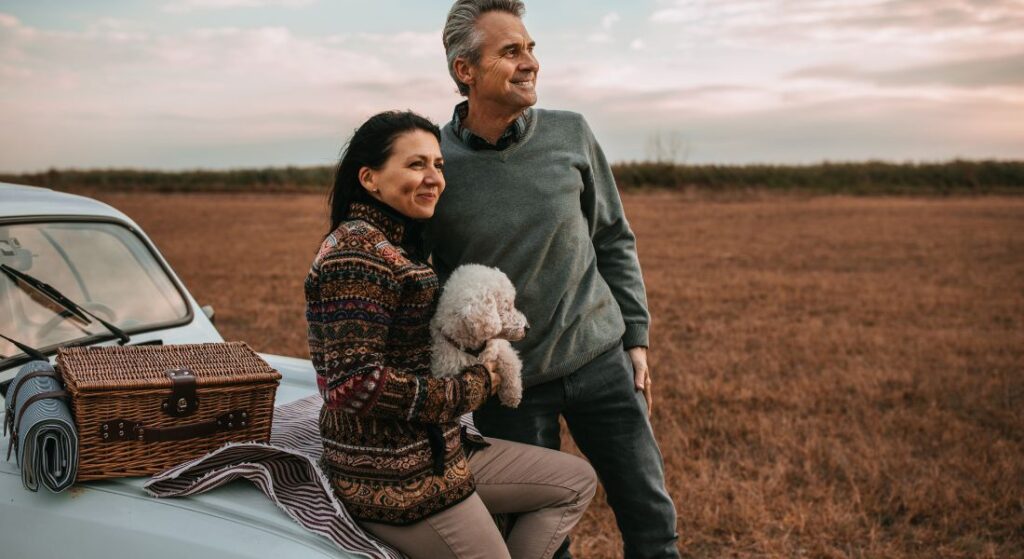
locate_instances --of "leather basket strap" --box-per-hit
[100,410,250,443]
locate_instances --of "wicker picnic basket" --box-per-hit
[57,342,281,481]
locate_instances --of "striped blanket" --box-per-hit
[145,395,483,559]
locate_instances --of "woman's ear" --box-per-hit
[358,166,379,196]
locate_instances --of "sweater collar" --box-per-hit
[347,200,410,246]
[450,100,532,151]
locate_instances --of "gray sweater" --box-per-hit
[425,108,649,388]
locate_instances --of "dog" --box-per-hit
[430,264,528,408]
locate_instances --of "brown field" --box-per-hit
[90,191,1024,558]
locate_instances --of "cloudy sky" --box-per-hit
[1,0,1022,172]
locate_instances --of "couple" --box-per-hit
[304,1,679,558]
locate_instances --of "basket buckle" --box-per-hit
[163,367,199,417]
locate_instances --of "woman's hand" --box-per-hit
[484,360,502,395]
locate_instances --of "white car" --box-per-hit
[0,182,354,558]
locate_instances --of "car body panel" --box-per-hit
[0,183,136,222]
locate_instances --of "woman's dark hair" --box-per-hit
[327,110,442,236]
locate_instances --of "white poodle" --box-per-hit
[430,264,528,408]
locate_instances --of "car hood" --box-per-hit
[0,354,360,559]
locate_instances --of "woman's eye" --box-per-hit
[410,161,424,169]
[435,163,444,172]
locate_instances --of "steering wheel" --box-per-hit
[38,302,119,340]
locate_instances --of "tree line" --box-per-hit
[2,160,1022,195]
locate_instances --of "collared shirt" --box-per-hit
[450,100,532,151]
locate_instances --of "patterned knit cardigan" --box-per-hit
[305,201,493,526]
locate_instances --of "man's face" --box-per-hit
[466,11,539,112]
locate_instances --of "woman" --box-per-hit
[305,110,597,559]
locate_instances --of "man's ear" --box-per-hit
[453,57,475,89]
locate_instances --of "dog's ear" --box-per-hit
[480,295,503,338]
[448,295,502,346]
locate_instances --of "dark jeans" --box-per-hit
[474,343,680,559]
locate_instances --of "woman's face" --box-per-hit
[360,129,445,220]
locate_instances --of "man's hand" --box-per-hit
[627,346,653,417]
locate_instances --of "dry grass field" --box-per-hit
[90,191,1024,558]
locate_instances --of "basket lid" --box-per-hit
[58,342,281,394]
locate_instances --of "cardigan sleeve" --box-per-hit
[306,248,492,424]
[578,115,651,348]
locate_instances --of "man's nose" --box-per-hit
[521,52,539,73]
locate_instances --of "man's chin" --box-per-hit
[516,91,538,108]
[506,84,537,105]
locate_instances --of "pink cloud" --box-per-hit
[161,0,317,14]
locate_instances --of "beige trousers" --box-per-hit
[360,437,597,559]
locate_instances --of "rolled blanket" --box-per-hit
[3,360,78,492]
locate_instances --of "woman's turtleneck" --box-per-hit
[346,197,428,262]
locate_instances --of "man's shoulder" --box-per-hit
[532,108,593,143]
[533,107,586,125]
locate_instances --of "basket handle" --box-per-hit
[99,410,250,443]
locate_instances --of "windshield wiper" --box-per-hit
[0,264,130,345]
[0,333,48,363]
[0,333,49,398]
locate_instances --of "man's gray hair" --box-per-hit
[443,0,526,96]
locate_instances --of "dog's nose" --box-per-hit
[523,325,530,335]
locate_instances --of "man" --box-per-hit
[426,1,680,558]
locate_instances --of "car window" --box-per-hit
[0,221,189,363]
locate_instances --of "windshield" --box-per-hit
[0,221,189,363]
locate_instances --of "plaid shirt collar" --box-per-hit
[450,101,532,151]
